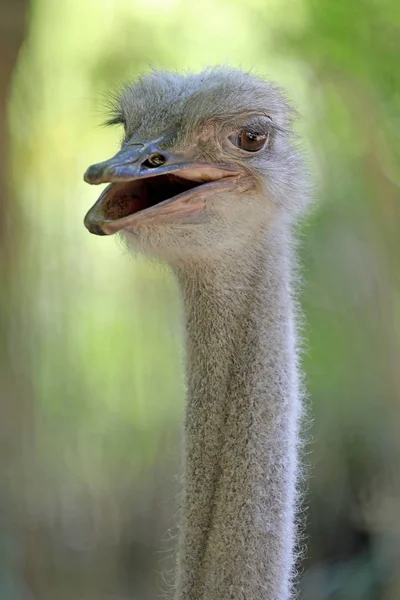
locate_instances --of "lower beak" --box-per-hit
[83,144,240,235]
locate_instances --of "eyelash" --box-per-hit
[104,114,126,127]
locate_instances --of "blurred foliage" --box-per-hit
[0,0,399,598]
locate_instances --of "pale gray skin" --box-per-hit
[90,68,309,600]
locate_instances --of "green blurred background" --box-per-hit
[0,0,399,598]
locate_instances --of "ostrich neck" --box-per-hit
[174,220,301,600]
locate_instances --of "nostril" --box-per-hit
[143,153,167,168]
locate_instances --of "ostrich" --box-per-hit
[83,68,309,600]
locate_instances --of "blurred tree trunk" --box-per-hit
[0,0,28,243]
[0,2,31,599]
[0,0,30,427]
[0,0,30,441]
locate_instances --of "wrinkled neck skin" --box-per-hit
[173,215,302,600]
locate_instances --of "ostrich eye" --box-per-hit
[229,129,268,152]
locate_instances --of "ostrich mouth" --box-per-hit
[84,164,240,236]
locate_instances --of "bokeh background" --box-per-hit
[1,0,399,598]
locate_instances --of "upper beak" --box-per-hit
[84,142,191,185]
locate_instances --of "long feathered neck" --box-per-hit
[173,217,302,600]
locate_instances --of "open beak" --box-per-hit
[83,142,240,236]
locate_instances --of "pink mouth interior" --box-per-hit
[103,174,206,220]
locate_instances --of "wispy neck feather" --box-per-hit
[173,218,302,600]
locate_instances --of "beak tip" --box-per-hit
[84,219,108,236]
[84,209,108,236]
[84,164,106,184]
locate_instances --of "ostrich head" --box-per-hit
[84,68,306,265]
